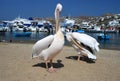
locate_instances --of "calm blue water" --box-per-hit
[0,32,50,43]
[0,31,120,50]
[86,32,120,50]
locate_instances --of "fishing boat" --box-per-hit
[0,24,6,32]
[13,32,32,37]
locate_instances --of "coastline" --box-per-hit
[0,40,120,50]
[0,42,120,81]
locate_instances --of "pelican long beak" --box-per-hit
[55,3,62,33]
[55,9,59,33]
[71,37,84,50]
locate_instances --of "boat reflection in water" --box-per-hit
[98,34,111,40]
[13,32,32,37]
[0,31,51,43]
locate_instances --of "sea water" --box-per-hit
[0,31,120,50]
[86,32,120,50]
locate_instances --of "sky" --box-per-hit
[0,0,120,20]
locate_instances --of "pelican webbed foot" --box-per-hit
[47,66,57,73]
[46,59,58,73]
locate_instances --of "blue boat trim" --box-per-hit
[75,30,84,33]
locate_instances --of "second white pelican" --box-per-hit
[66,32,99,61]
[32,3,64,72]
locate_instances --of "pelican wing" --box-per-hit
[72,32,99,52]
[32,35,54,58]
[81,48,97,59]
[66,32,98,59]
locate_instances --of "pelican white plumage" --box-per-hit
[32,3,64,72]
[66,32,99,61]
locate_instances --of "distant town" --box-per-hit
[0,13,120,33]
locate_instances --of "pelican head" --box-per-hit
[66,32,73,42]
[56,3,62,11]
[55,3,62,19]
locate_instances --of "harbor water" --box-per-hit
[0,31,120,50]
[86,32,120,50]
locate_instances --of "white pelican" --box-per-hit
[66,32,99,61]
[32,3,64,72]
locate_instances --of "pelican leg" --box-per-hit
[78,54,81,61]
[45,61,49,70]
[48,59,56,73]
[77,52,81,61]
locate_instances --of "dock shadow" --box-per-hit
[66,56,95,63]
[32,59,64,68]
